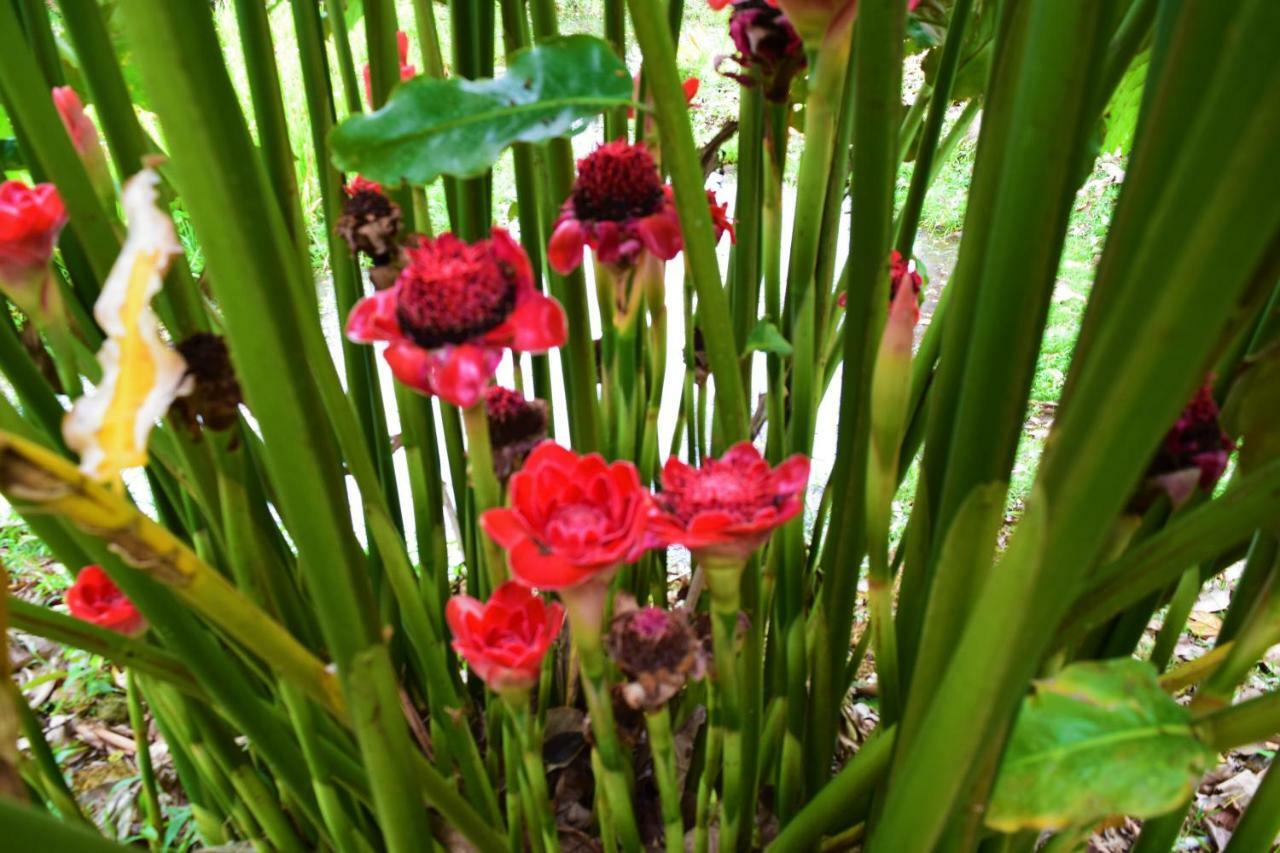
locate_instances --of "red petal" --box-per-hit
[635,209,684,261]
[427,344,501,408]
[480,509,530,550]
[508,539,595,590]
[499,292,567,352]
[383,341,436,396]
[547,217,586,275]
[346,287,403,343]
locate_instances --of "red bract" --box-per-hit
[362,30,417,107]
[0,180,67,285]
[446,581,564,692]
[346,228,566,408]
[547,141,733,275]
[65,566,147,636]
[838,249,921,316]
[711,0,920,46]
[1148,383,1235,503]
[480,443,651,590]
[52,87,100,158]
[344,175,383,196]
[651,442,810,563]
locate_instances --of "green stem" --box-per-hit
[126,673,165,848]
[562,583,642,851]
[325,0,363,115]
[506,694,560,853]
[644,707,684,853]
[9,683,95,828]
[462,400,508,589]
[705,562,747,852]
[626,0,749,444]
[1223,749,1280,853]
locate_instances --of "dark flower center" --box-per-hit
[395,234,518,349]
[571,141,666,223]
[485,386,548,449]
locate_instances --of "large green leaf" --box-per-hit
[987,659,1213,832]
[329,35,632,185]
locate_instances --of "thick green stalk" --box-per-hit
[506,695,559,853]
[1061,457,1280,643]
[126,673,165,848]
[730,88,764,378]
[324,0,363,114]
[645,707,684,853]
[9,683,94,828]
[410,0,447,79]
[603,0,627,139]
[1148,567,1202,671]
[278,685,364,853]
[804,0,906,793]
[232,0,309,267]
[462,401,508,589]
[1196,690,1280,752]
[524,0,604,451]
[706,562,747,852]
[1220,533,1279,643]
[626,0,749,443]
[767,729,895,851]
[783,30,852,456]
[0,797,127,852]
[896,0,974,257]
[563,587,642,851]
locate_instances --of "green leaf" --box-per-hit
[987,659,1214,832]
[743,320,793,356]
[329,35,632,185]
[1222,339,1280,477]
[1101,54,1149,155]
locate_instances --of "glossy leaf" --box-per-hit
[987,659,1213,832]
[329,35,631,185]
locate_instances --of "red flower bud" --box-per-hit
[724,0,807,102]
[650,442,810,563]
[65,566,147,636]
[484,385,549,481]
[480,443,651,590]
[446,581,564,692]
[0,180,67,288]
[1146,382,1235,505]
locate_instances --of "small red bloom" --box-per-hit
[344,175,383,197]
[838,249,921,315]
[724,0,807,102]
[65,566,147,636]
[446,581,564,692]
[485,384,549,481]
[0,180,67,286]
[347,228,566,408]
[650,442,810,563]
[547,141,732,275]
[480,443,651,590]
[713,0,919,46]
[363,30,417,107]
[52,87,101,158]
[1148,383,1235,504]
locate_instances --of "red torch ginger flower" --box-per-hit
[65,566,147,636]
[651,442,810,563]
[363,30,416,108]
[446,581,564,693]
[606,602,708,711]
[480,442,651,590]
[1146,383,1235,505]
[346,228,566,408]
[547,141,733,275]
[344,175,383,196]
